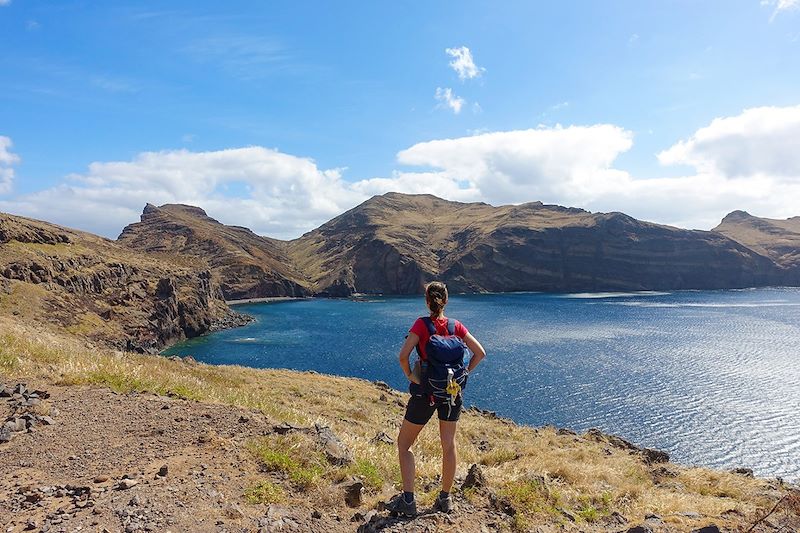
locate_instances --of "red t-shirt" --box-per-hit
[410,316,469,360]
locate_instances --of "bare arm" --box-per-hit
[464,332,486,373]
[398,332,421,384]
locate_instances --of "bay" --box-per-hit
[163,287,800,481]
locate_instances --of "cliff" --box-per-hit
[0,212,242,353]
[286,193,786,295]
[713,211,800,282]
[118,203,311,300]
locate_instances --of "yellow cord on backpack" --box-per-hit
[446,379,461,401]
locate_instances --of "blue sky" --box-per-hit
[1,1,799,238]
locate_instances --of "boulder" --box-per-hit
[641,447,670,465]
[315,423,353,466]
[462,463,487,490]
[117,479,139,490]
[342,478,363,507]
[488,492,516,516]
[273,422,302,435]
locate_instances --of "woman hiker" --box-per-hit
[386,281,487,516]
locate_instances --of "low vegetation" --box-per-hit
[0,315,792,531]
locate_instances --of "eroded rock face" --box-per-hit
[0,212,239,352]
[287,193,788,295]
[110,195,799,298]
[444,214,782,292]
[117,203,311,300]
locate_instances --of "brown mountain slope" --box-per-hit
[0,211,240,352]
[118,203,311,300]
[286,193,785,294]
[713,210,800,272]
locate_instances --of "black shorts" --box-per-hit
[404,395,463,425]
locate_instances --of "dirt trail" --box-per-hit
[0,383,518,533]
[0,383,342,532]
[2,383,797,533]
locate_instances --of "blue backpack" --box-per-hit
[416,317,469,404]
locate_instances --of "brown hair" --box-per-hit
[425,281,448,318]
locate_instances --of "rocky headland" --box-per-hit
[713,210,800,277]
[0,212,247,353]
[117,204,310,300]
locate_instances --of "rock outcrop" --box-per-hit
[117,204,311,300]
[0,212,239,352]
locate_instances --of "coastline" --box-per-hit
[225,296,309,305]
[190,288,800,483]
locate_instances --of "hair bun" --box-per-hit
[425,281,448,317]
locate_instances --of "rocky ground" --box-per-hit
[0,381,512,533]
[1,381,798,533]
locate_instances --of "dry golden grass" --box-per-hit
[0,315,787,530]
[0,282,49,319]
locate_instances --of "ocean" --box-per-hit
[163,287,800,481]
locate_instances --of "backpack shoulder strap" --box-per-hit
[446,319,456,336]
[421,316,437,336]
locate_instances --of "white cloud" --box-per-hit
[657,105,800,180]
[445,46,484,81]
[0,136,20,195]
[762,0,800,20]
[392,107,800,228]
[397,125,633,206]
[0,0,11,6]
[434,87,465,114]
[0,146,362,239]
[3,106,800,240]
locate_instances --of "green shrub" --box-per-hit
[247,435,328,491]
[244,481,285,504]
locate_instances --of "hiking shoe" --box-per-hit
[385,493,417,517]
[432,493,453,514]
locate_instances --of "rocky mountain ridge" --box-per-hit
[118,193,798,298]
[4,195,799,352]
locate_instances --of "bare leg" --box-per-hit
[439,420,458,492]
[397,419,425,492]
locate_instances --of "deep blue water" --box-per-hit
[163,288,800,481]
